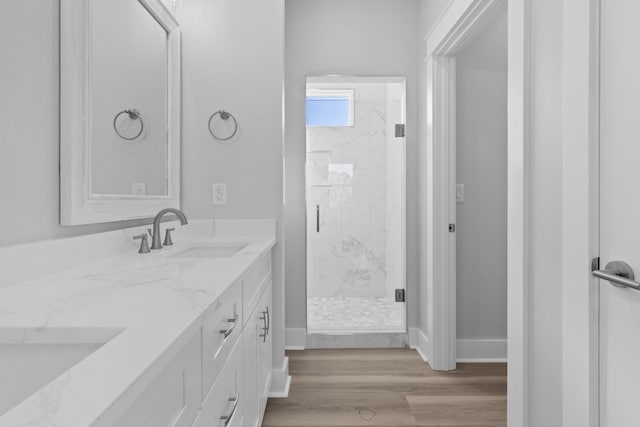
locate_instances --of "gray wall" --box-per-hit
[284,0,420,331]
[177,0,286,373]
[0,0,152,247]
[455,11,507,340]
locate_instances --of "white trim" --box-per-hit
[424,0,508,372]
[507,1,530,426]
[60,0,181,225]
[426,0,506,59]
[269,356,291,398]
[408,327,432,364]
[561,0,600,425]
[306,333,407,349]
[456,339,507,363]
[423,0,529,423]
[285,328,307,350]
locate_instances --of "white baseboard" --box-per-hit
[456,338,507,362]
[408,329,505,363]
[269,356,291,398]
[408,327,431,363]
[285,328,306,350]
[307,333,407,348]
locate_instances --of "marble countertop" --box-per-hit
[0,223,275,426]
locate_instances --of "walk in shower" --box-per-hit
[306,76,406,335]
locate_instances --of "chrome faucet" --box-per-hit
[150,208,188,250]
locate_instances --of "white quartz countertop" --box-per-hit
[0,222,275,426]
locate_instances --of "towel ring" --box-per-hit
[113,109,144,141]
[208,110,238,141]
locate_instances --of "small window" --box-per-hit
[306,89,354,127]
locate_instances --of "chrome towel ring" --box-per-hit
[208,110,238,141]
[113,109,144,141]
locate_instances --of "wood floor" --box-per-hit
[263,348,506,427]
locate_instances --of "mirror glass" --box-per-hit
[89,0,168,197]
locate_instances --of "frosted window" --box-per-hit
[306,89,354,127]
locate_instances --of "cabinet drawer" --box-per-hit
[115,331,201,427]
[202,279,242,394]
[243,251,272,326]
[201,339,244,427]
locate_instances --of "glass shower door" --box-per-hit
[306,77,406,334]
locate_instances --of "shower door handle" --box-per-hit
[316,204,320,233]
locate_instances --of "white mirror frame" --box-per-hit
[60,0,181,225]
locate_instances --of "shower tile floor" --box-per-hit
[307,296,404,333]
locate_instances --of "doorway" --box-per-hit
[305,76,407,337]
[454,10,508,362]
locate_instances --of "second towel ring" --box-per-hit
[113,109,144,141]
[208,110,238,141]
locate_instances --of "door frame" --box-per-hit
[561,0,600,425]
[423,0,530,424]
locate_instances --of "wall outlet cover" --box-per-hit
[131,183,147,196]
[212,183,227,205]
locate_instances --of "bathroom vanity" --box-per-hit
[0,220,276,427]
[0,2,285,424]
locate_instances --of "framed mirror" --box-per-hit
[60,0,180,225]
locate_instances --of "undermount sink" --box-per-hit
[0,327,122,417]
[170,243,248,259]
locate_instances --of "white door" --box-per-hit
[598,1,640,425]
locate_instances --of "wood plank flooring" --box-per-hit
[263,348,506,427]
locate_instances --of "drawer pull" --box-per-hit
[264,306,270,334]
[220,395,239,426]
[219,315,238,339]
[259,309,268,343]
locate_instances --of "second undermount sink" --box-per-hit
[0,327,122,417]
[170,243,248,259]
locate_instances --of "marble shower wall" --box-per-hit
[306,81,406,306]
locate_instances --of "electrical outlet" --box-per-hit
[131,183,147,196]
[212,183,227,205]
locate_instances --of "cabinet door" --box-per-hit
[243,308,259,427]
[114,332,201,427]
[256,283,272,419]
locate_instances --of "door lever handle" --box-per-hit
[592,260,640,290]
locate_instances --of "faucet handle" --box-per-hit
[163,228,176,246]
[147,228,153,238]
[133,234,150,254]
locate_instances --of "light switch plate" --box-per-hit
[212,183,227,205]
[456,184,464,203]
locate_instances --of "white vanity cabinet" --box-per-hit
[255,283,273,419]
[114,331,202,427]
[111,249,273,427]
[242,252,273,427]
[200,338,244,427]
[201,279,243,395]
[243,286,272,427]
